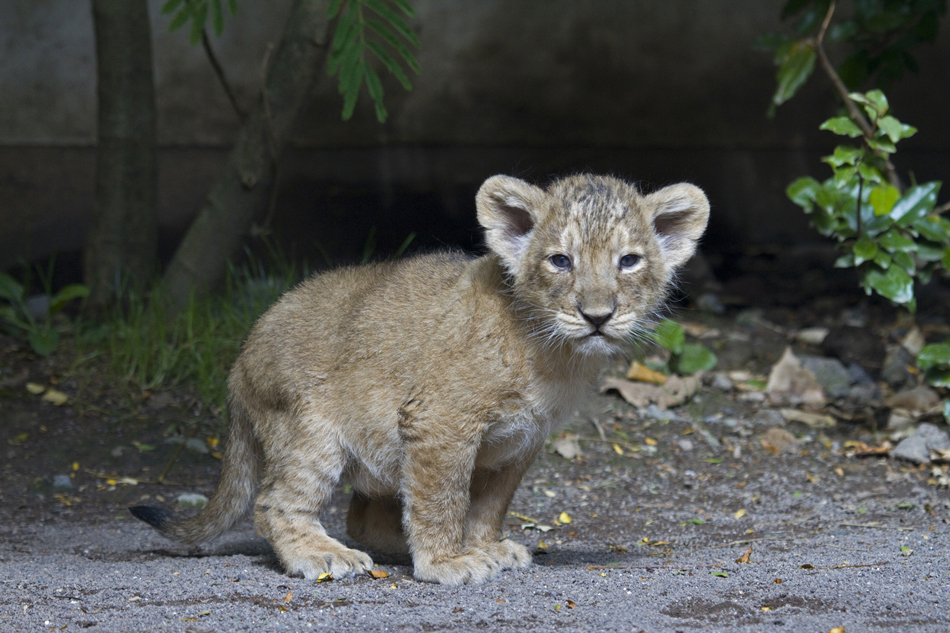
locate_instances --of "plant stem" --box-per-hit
[856,174,863,239]
[812,1,901,190]
[201,28,246,123]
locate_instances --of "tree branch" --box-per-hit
[201,28,246,123]
[812,1,901,190]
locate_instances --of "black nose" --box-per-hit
[580,309,614,328]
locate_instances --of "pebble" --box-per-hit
[52,475,72,490]
[752,409,785,427]
[177,493,209,509]
[185,438,209,454]
[795,327,830,346]
[640,404,686,422]
[881,344,916,389]
[710,373,734,391]
[800,356,851,399]
[676,438,694,451]
[891,423,950,464]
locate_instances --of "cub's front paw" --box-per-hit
[413,550,503,585]
[283,547,374,579]
[480,539,532,570]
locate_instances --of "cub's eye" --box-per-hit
[619,254,642,269]
[549,254,573,271]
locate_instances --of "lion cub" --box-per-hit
[131,174,709,584]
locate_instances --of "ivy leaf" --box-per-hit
[892,251,915,275]
[856,163,883,184]
[834,253,855,268]
[912,216,950,242]
[864,265,914,305]
[771,40,815,110]
[820,116,863,138]
[869,184,900,216]
[786,177,821,210]
[890,182,940,226]
[866,137,897,153]
[853,237,878,265]
[877,116,904,144]
[675,344,718,375]
[824,145,862,167]
[876,229,916,253]
[872,250,892,269]
[651,320,685,355]
[917,344,950,371]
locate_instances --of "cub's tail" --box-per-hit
[129,395,262,545]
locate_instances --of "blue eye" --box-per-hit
[619,254,641,269]
[549,254,573,271]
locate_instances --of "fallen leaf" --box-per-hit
[736,545,752,564]
[829,627,845,633]
[543,489,556,498]
[601,374,700,409]
[566,599,577,609]
[613,443,624,455]
[369,569,389,579]
[806,473,820,483]
[761,606,773,612]
[128,596,141,602]
[25,382,46,395]
[626,361,668,385]
[734,508,747,520]
[780,409,835,429]
[644,438,657,446]
[283,591,292,602]
[774,578,782,584]
[799,564,815,569]
[537,540,548,549]
[42,389,68,406]
[766,348,826,406]
[317,573,332,582]
[558,511,572,524]
[834,467,844,477]
[710,571,729,578]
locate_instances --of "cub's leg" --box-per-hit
[401,430,509,584]
[462,460,534,570]
[346,493,410,556]
[255,448,373,579]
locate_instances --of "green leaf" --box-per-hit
[0,273,24,302]
[688,518,705,525]
[327,0,346,19]
[869,184,900,216]
[924,368,950,388]
[786,177,821,210]
[853,237,878,265]
[877,116,904,144]
[891,182,940,226]
[161,0,185,15]
[864,89,889,115]
[227,0,238,16]
[651,320,684,355]
[866,137,896,154]
[899,123,917,140]
[832,166,857,188]
[28,327,59,357]
[876,229,916,252]
[390,0,415,17]
[917,343,950,371]
[834,253,855,268]
[676,344,718,374]
[872,250,892,269]
[365,18,420,73]
[710,571,729,578]
[771,40,815,108]
[211,0,224,36]
[363,65,387,122]
[189,2,208,45]
[825,145,862,167]
[892,250,915,275]
[915,242,945,262]
[167,4,192,31]
[913,216,950,243]
[366,41,412,90]
[820,116,863,138]
[49,284,90,315]
[864,265,914,305]
[0,305,29,330]
[857,163,883,183]
[363,0,420,47]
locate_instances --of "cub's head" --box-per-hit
[476,174,709,356]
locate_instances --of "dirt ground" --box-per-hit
[1,260,949,632]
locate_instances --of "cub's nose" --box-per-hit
[580,309,614,328]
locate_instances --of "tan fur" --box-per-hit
[141,173,709,584]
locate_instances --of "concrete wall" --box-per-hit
[2,0,949,268]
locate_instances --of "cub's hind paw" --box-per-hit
[282,547,374,579]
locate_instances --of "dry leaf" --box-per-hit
[553,435,583,460]
[42,389,68,406]
[734,508,746,519]
[645,438,658,446]
[736,545,752,564]
[834,467,844,477]
[601,374,700,409]
[317,573,332,582]
[780,409,836,429]
[626,361,667,385]
[566,599,577,609]
[830,627,845,633]
[766,348,825,406]
[612,443,624,455]
[369,570,389,579]
[282,591,292,602]
[558,511,572,524]
[26,382,46,395]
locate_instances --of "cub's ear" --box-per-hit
[643,183,710,270]
[476,175,546,273]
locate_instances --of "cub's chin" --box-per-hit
[574,332,622,357]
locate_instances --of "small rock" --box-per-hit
[676,438,694,451]
[847,363,875,386]
[821,325,884,377]
[892,423,950,464]
[146,392,176,410]
[751,409,786,427]
[885,386,940,413]
[185,438,209,454]
[641,404,686,422]
[886,409,915,431]
[795,327,830,346]
[761,427,796,454]
[696,292,725,315]
[800,356,851,399]
[177,493,209,509]
[110,446,126,457]
[766,348,826,406]
[52,475,73,490]
[710,373,734,391]
[900,326,925,357]
[881,344,916,389]
[553,436,583,460]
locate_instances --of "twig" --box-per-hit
[157,425,198,484]
[838,522,914,531]
[812,1,901,189]
[709,537,786,549]
[201,29,246,123]
[934,200,950,214]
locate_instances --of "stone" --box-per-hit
[761,427,796,454]
[886,410,915,431]
[821,325,885,377]
[177,493,209,509]
[553,435,582,460]
[800,356,851,399]
[881,344,916,389]
[676,438,694,451]
[185,438,209,454]
[52,474,72,490]
[710,373,733,391]
[885,386,940,413]
[751,409,785,427]
[795,327,830,346]
[766,348,825,406]
[891,423,950,464]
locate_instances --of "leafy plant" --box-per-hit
[917,341,950,387]
[162,0,238,43]
[0,272,89,356]
[327,0,420,122]
[651,320,718,375]
[785,89,949,311]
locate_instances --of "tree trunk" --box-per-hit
[86,0,158,306]
[163,0,330,306]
